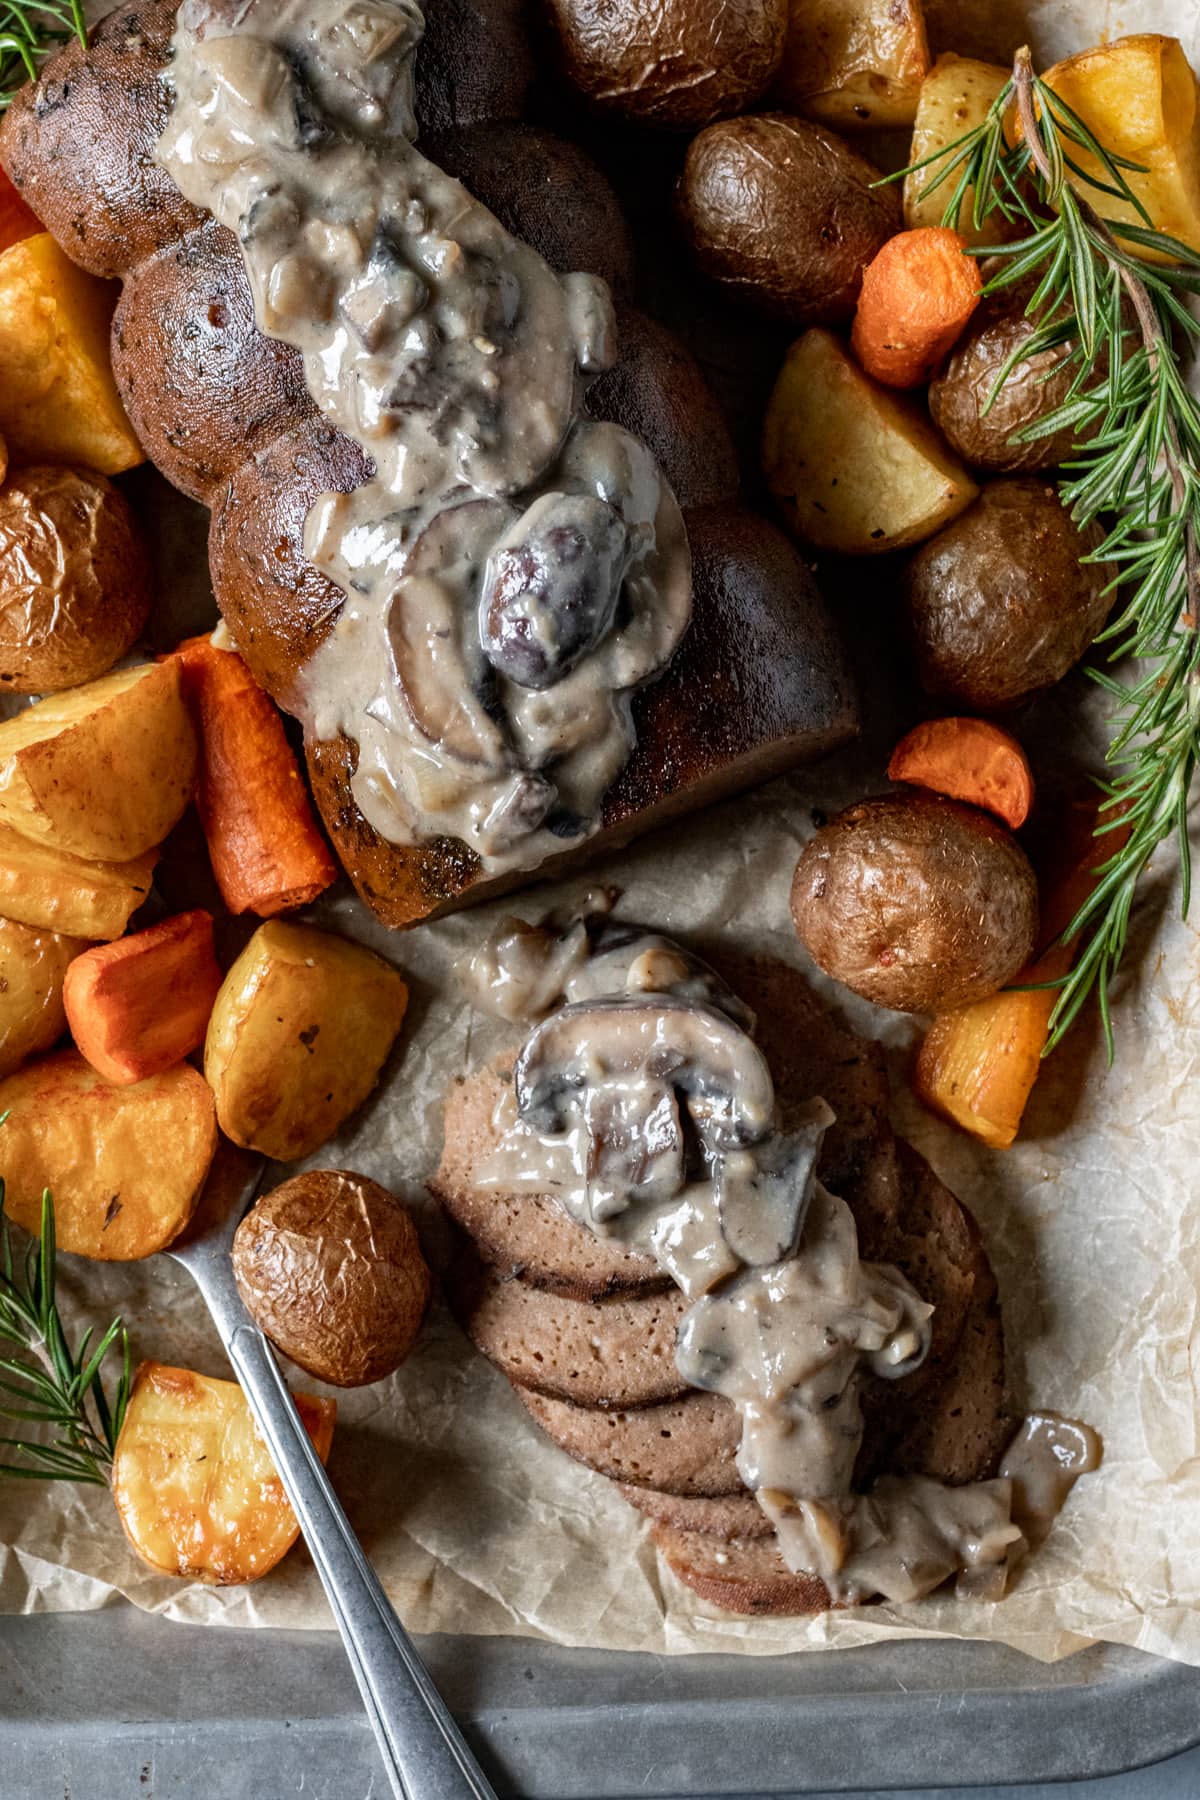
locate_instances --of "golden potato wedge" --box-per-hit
[762,329,979,553]
[905,55,1014,244]
[1031,36,1200,262]
[0,824,156,940]
[0,919,86,1080]
[204,921,408,1161]
[0,234,143,474]
[112,1362,335,1583]
[774,0,930,128]
[0,1049,216,1258]
[0,662,196,861]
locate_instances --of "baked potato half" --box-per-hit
[0,465,153,695]
[112,1361,335,1583]
[204,922,409,1161]
[791,794,1038,1013]
[904,55,1014,245]
[233,1171,432,1387]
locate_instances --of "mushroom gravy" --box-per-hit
[469,910,1100,1600]
[156,0,691,872]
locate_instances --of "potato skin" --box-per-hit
[904,478,1113,712]
[233,1171,432,1387]
[0,466,152,694]
[677,113,900,325]
[548,0,787,129]
[929,289,1081,472]
[791,795,1038,1013]
[0,918,85,1080]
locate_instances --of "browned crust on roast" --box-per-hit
[1,6,859,930]
[650,1522,838,1614]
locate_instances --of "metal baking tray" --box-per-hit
[4,1607,1199,1797]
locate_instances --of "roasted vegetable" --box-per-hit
[0,918,84,1081]
[773,0,930,128]
[851,227,982,389]
[677,113,899,326]
[791,793,1038,1013]
[204,921,408,1161]
[0,1049,217,1258]
[232,1171,432,1387]
[904,55,1013,245]
[0,167,40,256]
[63,910,222,1086]
[763,328,978,553]
[928,285,1084,473]
[0,661,196,861]
[888,717,1034,829]
[0,233,143,473]
[111,1361,335,1583]
[0,465,152,695]
[0,823,156,940]
[547,0,787,129]
[903,479,1114,711]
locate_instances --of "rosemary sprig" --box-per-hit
[0,1179,132,1485]
[891,48,1200,1060]
[0,0,85,112]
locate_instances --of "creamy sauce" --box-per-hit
[156,0,691,870]
[469,912,1100,1601]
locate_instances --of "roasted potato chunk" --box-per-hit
[905,55,1013,244]
[904,479,1114,710]
[204,922,408,1161]
[233,1171,432,1386]
[0,661,195,861]
[928,287,1083,473]
[0,1049,216,1258]
[0,466,153,695]
[112,1361,335,1583]
[0,823,155,940]
[774,0,930,129]
[763,328,978,553]
[0,233,143,474]
[677,113,899,327]
[1035,35,1200,261]
[0,918,85,1080]
[791,793,1038,1013]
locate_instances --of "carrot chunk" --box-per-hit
[63,909,223,1086]
[851,227,983,389]
[888,716,1035,828]
[913,799,1131,1147]
[167,635,337,917]
[0,168,41,257]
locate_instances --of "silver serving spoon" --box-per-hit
[165,1146,499,1800]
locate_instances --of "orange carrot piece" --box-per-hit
[63,909,222,1086]
[0,168,41,257]
[888,716,1035,828]
[913,798,1132,1147]
[851,228,983,389]
[166,635,337,917]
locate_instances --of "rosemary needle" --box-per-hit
[887,47,1200,1061]
[0,1179,132,1485]
[0,0,85,112]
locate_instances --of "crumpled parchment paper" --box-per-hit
[2,0,1199,1669]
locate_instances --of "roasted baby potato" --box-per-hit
[763,328,978,552]
[112,1361,335,1583]
[904,479,1113,710]
[233,1170,432,1387]
[0,822,156,939]
[0,1049,216,1257]
[905,55,1013,244]
[0,918,85,1080]
[677,113,899,326]
[0,661,196,860]
[929,286,1083,473]
[791,794,1038,1012]
[547,0,787,129]
[774,0,930,129]
[204,922,409,1161]
[1034,35,1200,260]
[0,233,143,474]
[0,465,153,695]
